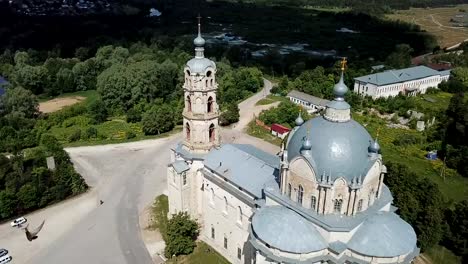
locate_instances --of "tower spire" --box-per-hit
[193,14,206,58]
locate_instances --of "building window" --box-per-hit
[297,185,304,204]
[187,95,192,112]
[210,188,214,205]
[287,183,292,198]
[237,247,242,260]
[223,196,228,214]
[311,196,317,211]
[182,174,187,185]
[237,206,242,224]
[224,236,228,249]
[209,124,215,142]
[186,122,191,141]
[211,227,215,239]
[334,199,343,213]
[357,199,363,212]
[207,96,214,113]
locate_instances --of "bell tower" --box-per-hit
[182,16,220,153]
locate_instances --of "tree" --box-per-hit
[443,200,468,260]
[219,102,240,126]
[0,189,17,219]
[385,44,413,69]
[126,108,142,123]
[0,86,39,118]
[13,65,49,94]
[88,99,108,124]
[17,183,38,210]
[165,212,199,257]
[451,67,468,86]
[142,104,174,135]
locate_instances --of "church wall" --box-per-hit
[287,158,318,211]
[167,166,186,215]
[201,175,255,264]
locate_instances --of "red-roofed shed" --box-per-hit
[271,124,291,139]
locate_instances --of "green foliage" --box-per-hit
[126,131,136,139]
[165,212,199,258]
[218,67,263,105]
[85,127,98,139]
[385,162,445,251]
[443,200,468,261]
[68,129,82,142]
[385,44,413,69]
[87,99,108,124]
[259,101,311,128]
[0,86,39,118]
[142,104,175,135]
[126,108,142,123]
[219,103,240,126]
[287,66,334,99]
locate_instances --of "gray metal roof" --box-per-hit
[440,70,451,76]
[348,211,417,257]
[203,144,278,198]
[251,206,327,253]
[186,57,216,74]
[171,160,190,174]
[173,143,206,160]
[354,66,441,86]
[286,116,373,182]
[287,90,330,107]
[230,144,280,169]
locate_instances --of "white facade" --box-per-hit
[354,66,450,99]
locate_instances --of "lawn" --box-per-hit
[246,120,283,146]
[413,91,453,116]
[387,4,468,48]
[38,90,99,104]
[256,95,290,106]
[353,113,468,203]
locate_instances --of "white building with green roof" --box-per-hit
[353,65,450,99]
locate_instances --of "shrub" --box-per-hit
[126,108,142,123]
[142,104,174,135]
[219,103,240,126]
[85,127,98,139]
[88,99,108,124]
[126,131,136,139]
[68,129,81,142]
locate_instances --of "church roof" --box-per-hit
[348,211,417,257]
[203,144,278,198]
[186,57,216,74]
[286,116,373,183]
[354,65,441,86]
[251,206,327,253]
[171,160,190,174]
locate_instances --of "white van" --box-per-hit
[0,254,12,264]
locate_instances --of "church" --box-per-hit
[167,20,419,264]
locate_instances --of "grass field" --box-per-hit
[246,120,283,146]
[387,5,468,48]
[256,95,290,106]
[424,245,461,264]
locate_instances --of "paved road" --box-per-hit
[0,79,280,264]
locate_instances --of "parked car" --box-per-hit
[0,249,7,257]
[0,254,11,264]
[10,217,27,227]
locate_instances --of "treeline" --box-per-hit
[0,87,87,220]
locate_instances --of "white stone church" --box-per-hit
[167,21,419,264]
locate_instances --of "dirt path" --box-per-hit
[39,96,85,113]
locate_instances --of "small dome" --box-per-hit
[251,206,327,253]
[295,113,304,126]
[348,212,417,257]
[186,57,216,74]
[302,137,312,151]
[194,35,205,47]
[333,73,348,99]
[287,116,372,182]
[369,139,380,153]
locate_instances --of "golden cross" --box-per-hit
[340,57,347,71]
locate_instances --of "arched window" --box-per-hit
[205,80,208,87]
[182,173,187,185]
[237,206,242,223]
[207,71,212,77]
[287,183,292,198]
[297,185,304,204]
[223,196,228,214]
[186,95,191,112]
[210,188,215,205]
[334,199,343,213]
[186,122,191,141]
[357,199,363,212]
[311,196,317,211]
[186,70,191,76]
[368,190,375,207]
[207,96,213,113]
[211,79,213,86]
[209,124,215,142]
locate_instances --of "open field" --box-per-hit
[387,5,468,48]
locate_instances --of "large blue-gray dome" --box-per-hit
[287,116,373,182]
[251,206,327,253]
